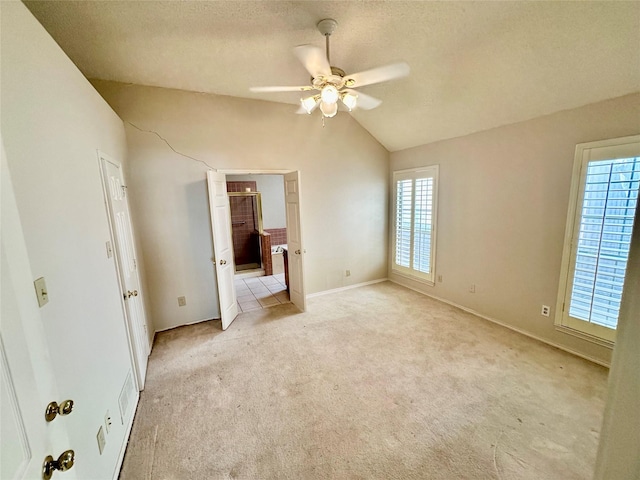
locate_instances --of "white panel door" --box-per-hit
[207,170,238,330]
[284,171,306,311]
[1,148,75,480]
[100,153,150,390]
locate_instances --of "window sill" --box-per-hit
[391,270,435,287]
[554,324,614,349]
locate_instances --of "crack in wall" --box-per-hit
[127,122,216,170]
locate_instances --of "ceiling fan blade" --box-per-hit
[344,89,382,110]
[250,85,314,93]
[293,44,331,79]
[345,62,410,88]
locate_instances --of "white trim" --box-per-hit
[97,150,147,392]
[306,278,388,299]
[154,317,219,334]
[390,278,611,368]
[555,324,614,349]
[218,169,294,175]
[392,165,440,175]
[391,165,439,285]
[111,389,139,480]
[555,134,640,344]
[392,270,435,287]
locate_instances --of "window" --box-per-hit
[557,135,640,344]
[392,166,439,284]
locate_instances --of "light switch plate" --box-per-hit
[34,277,49,307]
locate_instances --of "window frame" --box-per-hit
[391,165,439,285]
[555,135,640,347]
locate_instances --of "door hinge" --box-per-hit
[133,258,137,269]
[562,302,565,312]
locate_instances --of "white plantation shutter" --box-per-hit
[392,166,439,284]
[569,157,639,328]
[413,178,434,273]
[395,179,412,268]
[557,135,640,344]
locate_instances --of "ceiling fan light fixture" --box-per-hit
[320,85,339,104]
[250,17,408,123]
[320,101,338,118]
[301,95,320,114]
[341,91,358,111]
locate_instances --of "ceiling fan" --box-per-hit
[250,18,410,119]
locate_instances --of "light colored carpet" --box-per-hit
[119,281,608,479]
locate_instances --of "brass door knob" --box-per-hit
[43,450,75,479]
[45,400,74,422]
[126,290,139,298]
[295,249,301,255]
[219,259,227,265]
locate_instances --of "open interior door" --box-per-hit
[284,171,306,311]
[207,170,238,330]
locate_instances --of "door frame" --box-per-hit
[97,150,150,391]
[218,169,307,311]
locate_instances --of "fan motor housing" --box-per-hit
[312,66,348,90]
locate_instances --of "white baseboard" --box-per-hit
[389,279,611,368]
[154,317,219,334]
[112,389,139,480]
[154,280,389,333]
[306,278,389,299]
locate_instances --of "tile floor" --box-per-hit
[234,273,289,312]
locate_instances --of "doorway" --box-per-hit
[228,191,263,272]
[208,169,306,329]
[226,174,290,312]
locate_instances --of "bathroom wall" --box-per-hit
[265,228,288,247]
[229,174,286,229]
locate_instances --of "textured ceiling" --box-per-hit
[25,1,640,152]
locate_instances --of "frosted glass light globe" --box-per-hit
[320,101,338,118]
[320,85,339,104]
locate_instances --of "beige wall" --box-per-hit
[228,174,286,230]
[1,3,138,478]
[390,93,640,365]
[92,80,390,332]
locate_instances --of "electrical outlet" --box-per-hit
[541,305,551,317]
[437,275,443,283]
[345,270,351,277]
[469,284,476,293]
[97,426,106,455]
[177,296,186,307]
[105,410,112,434]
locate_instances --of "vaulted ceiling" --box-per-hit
[25,1,640,152]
